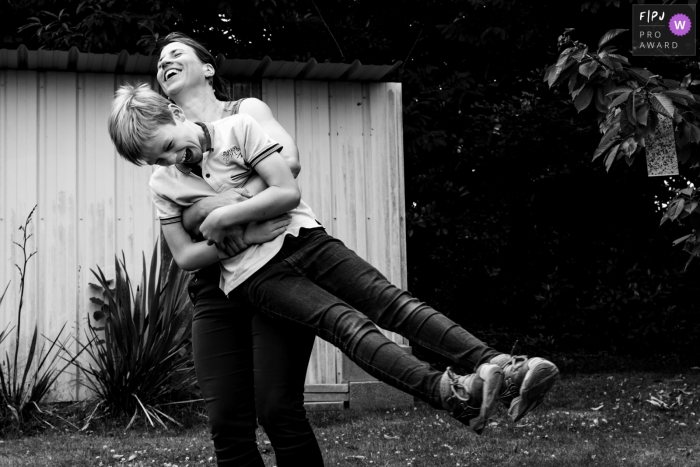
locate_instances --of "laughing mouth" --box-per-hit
[180,148,193,164]
[164,69,181,82]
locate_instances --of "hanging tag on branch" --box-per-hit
[645,114,679,177]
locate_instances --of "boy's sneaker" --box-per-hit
[490,354,559,422]
[439,363,503,435]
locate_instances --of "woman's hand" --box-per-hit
[244,214,292,244]
[200,209,247,255]
[182,187,252,238]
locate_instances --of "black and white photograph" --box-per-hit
[0,1,698,466]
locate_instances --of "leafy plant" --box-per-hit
[70,243,196,429]
[546,28,700,170]
[17,0,181,53]
[0,206,76,430]
[545,28,700,267]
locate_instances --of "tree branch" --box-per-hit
[311,0,345,61]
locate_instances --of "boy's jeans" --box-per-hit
[238,228,499,408]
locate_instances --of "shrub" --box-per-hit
[72,243,196,429]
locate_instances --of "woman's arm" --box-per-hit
[200,151,300,250]
[239,98,301,177]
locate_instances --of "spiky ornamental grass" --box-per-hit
[0,206,78,431]
[70,243,197,429]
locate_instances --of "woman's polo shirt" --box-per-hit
[149,113,320,294]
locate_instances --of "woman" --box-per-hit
[155,32,324,466]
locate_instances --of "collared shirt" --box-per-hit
[149,113,320,294]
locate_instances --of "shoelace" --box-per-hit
[447,368,472,402]
[500,355,528,399]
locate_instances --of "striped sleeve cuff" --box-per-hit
[160,216,182,226]
[248,143,283,168]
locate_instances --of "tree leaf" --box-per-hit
[547,64,564,88]
[609,91,631,109]
[595,86,610,112]
[569,72,587,95]
[689,123,700,143]
[607,86,635,96]
[574,85,594,112]
[663,89,696,102]
[650,94,675,119]
[579,60,599,78]
[598,29,629,49]
[626,92,636,124]
[570,46,588,62]
[682,73,692,89]
[556,47,575,67]
[593,131,619,161]
[669,198,686,221]
[555,60,581,88]
[673,234,693,246]
[543,64,557,83]
[680,122,692,148]
[607,53,630,65]
[597,121,620,148]
[636,104,649,126]
[619,137,638,157]
[605,143,620,171]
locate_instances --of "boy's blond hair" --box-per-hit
[108,83,175,165]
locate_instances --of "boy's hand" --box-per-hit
[244,214,292,244]
[182,187,253,238]
[201,210,248,255]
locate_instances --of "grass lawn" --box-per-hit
[1,371,699,466]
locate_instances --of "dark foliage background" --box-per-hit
[4,0,700,361]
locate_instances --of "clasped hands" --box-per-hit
[198,188,292,258]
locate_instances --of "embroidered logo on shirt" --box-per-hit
[222,146,242,165]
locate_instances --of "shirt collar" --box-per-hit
[195,122,213,153]
[175,122,213,175]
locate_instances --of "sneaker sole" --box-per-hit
[469,363,504,435]
[507,357,559,423]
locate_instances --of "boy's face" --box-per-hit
[140,106,205,167]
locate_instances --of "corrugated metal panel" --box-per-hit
[0,46,402,82]
[0,70,161,401]
[264,79,408,386]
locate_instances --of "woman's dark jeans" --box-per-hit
[239,228,500,409]
[189,270,324,467]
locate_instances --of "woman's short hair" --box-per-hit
[108,83,175,165]
[157,32,231,101]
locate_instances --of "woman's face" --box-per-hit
[157,42,210,98]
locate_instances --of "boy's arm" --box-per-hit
[181,99,300,236]
[200,151,300,250]
[151,181,242,262]
[181,187,252,238]
[162,221,222,271]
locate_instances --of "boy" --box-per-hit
[108,83,559,434]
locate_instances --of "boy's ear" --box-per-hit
[167,103,186,122]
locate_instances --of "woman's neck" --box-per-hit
[171,87,224,123]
